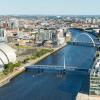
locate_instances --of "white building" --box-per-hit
[93,57,100,72]
[57,29,65,45]
[0,43,16,72]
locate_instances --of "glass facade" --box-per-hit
[90,70,100,95]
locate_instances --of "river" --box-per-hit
[0,29,97,100]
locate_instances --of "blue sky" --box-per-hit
[0,0,100,15]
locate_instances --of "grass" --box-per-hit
[12,45,34,49]
[3,62,21,75]
[22,48,54,63]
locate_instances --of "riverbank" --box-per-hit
[76,93,100,100]
[0,43,66,87]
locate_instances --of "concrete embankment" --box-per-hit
[76,93,100,100]
[0,67,25,87]
[0,44,66,87]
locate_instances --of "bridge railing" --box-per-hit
[26,64,90,71]
[67,41,100,47]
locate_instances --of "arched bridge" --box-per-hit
[69,32,100,48]
[67,41,100,48]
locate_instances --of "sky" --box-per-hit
[0,0,100,15]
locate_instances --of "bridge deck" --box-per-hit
[26,65,90,71]
[67,41,100,47]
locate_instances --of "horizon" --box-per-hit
[1,14,100,16]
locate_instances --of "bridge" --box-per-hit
[69,27,100,37]
[69,27,100,32]
[67,31,100,48]
[25,64,91,75]
[67,41,100,48]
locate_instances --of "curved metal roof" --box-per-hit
[0,43,16,67]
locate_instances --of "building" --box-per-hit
[33,28,57,46]
[0,29,7,42]
[57,29,65,45]
[9,18,19,29]
[90,57,100,95]
[0,43,16,72]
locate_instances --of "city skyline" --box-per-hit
[0,0,100,15]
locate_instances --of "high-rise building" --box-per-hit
[90,58,100,96]
[0,29,7,42]
[9,18,19,29]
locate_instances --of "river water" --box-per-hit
[0,29,97,100]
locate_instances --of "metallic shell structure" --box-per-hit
[0,43,16,71]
